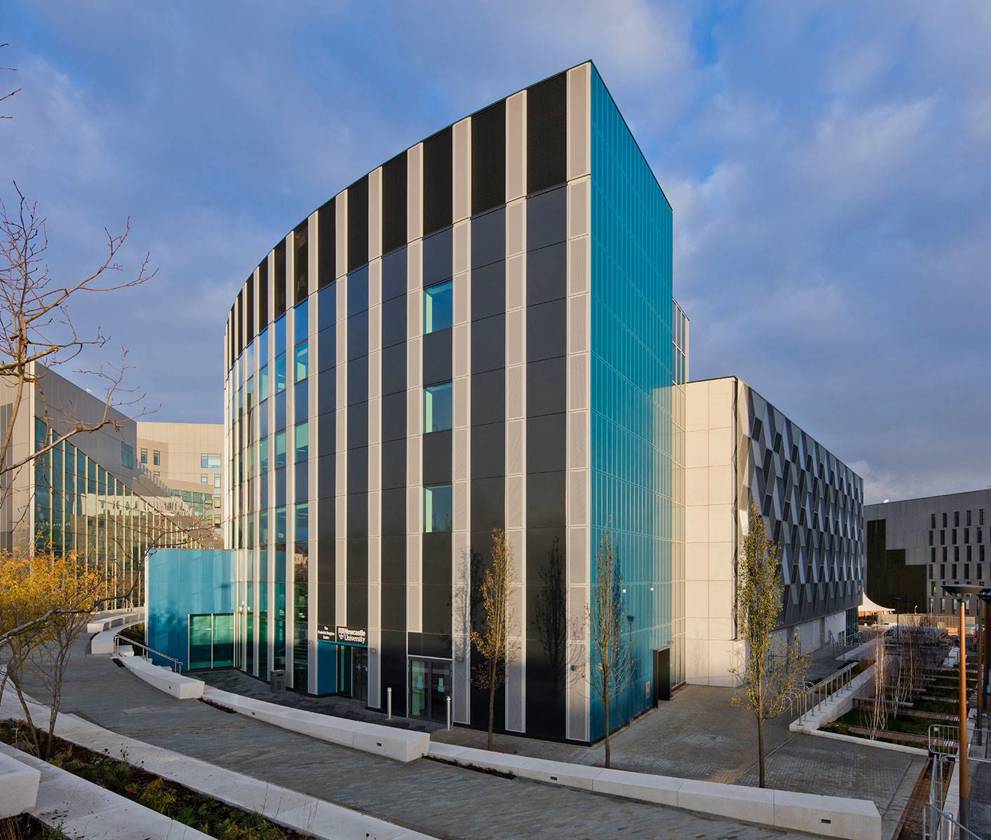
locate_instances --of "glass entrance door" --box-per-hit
[335,645,368,702]
[409,658,451,723]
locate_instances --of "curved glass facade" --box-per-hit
[224,61,681,743]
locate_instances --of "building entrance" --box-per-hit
[336,645,368,702]
[409,657,451,724]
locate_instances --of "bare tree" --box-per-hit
[470,528,512,750]
[731,501,808,788]
[868,632,890,740]
[0,183,155,484]
[0,43,19,120]
[588,525,632,770]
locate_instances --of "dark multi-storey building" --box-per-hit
[866,489,991,616]
[223,61,687,742]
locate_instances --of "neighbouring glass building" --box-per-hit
[223,62,685,742]
[0,363,210,606]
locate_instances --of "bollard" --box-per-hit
[447,695,452,731]
[387,687,392,720]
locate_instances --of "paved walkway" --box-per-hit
[434,685,924,839]
[8,639,810,840]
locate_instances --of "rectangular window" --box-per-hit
[214,475,221,489]
[965,564,970,580]
[955,546,960,561]
[260,509,269,548]
[955,511,960,527]
[965,527,970,544]
[274,430,286,469]
[424,382,453,433]
[967,510,972,526]
[931,547,936,563]
[200,454,221,469]
[294,340,309,382]
[120,442,135,469]
[294,299,308,339]
[931,512,936,528]
[259,364,269,401]
[423,484,452,533]
[424,280,453,334]
[295,421,308,462]
[153,450,161,466]
[982,509,986,526]
[200,474,209,484]
[952,564,958,580]
[259,438,269,473]
[275,353,287,394]
[140,447,148,465]
[929,530,934,546]
[943,512,948,527]
[979,528,984,544]
[941,529,945,545]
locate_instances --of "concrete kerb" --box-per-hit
[0,741,210,839]
[0,693,435,840]
[427,742,882,840]
[119,655,204,699]
[90,615,143,655]
[202,685,430,763]
[0,749,40,819]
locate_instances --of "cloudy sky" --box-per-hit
[2,1,989,503]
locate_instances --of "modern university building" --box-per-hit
[222,62,688,743]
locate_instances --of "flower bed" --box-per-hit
[0,721,308,840]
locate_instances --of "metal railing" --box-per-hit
[790,661,860,721]
[924,753,983,840]
[928,724,991,762]
[114,634,183,673]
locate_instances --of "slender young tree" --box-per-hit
[470,528,512,750]
[732,501,808,788]
[588,525,632,770]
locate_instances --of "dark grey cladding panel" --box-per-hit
[422,430,452,485]
[382,152,407,255]
[422,329,452,386]
[526,72,567,195]
[745,385,864,629]
[471,261,505,322]
[347,175,369,272]
[317,198,335,289]
[470,207,505,270]
[526,186,566,251]
[423,127,453,236]
[471,100,505,216]
[423,228,453,287]
[525,243,566,307]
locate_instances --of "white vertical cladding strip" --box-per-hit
[367,166,383,708]
[406,146,424,637]
[266,250,277,674]
[567,62,592,181]
[451,116,471,725]
[566,62,592,743]
[335,190,349,627]
[308,210,319,693]
[504,89,527,733]
[251,266,263,674]
[286,232,297,682]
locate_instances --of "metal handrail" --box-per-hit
[925,755,982,840]
[114,634,183,673]
[928,724,991,764]
[790,661,860,722]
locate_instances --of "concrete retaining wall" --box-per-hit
[428,743,881,840]
[203,687,429,763]
[120,656,204,700]
[0,750,40,819]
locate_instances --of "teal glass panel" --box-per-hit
[294,341,309,382]
[423,484,452,533]
[294,300,308,339]
[294,421,308,462]
[213,613,234,668]
[188,614,213,670]
[293,502,309,689]
[275,353,287,394]
[423,280,453,334]
[424,382,453,433]
[589,67,675,741]
[274,430,286,469]
[259,364,269,402]
[259,438,269,473]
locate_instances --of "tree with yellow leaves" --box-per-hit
[0,552,108,757]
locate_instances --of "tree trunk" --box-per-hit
[487,659,496,751]
[756,713,766,788]
[603,683,611,769]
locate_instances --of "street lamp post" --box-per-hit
[942,584,984,830]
